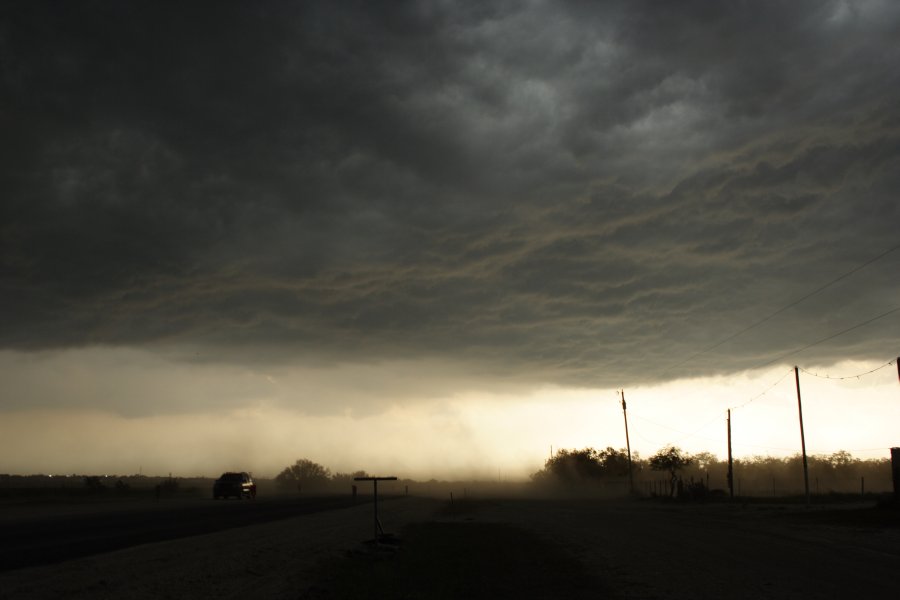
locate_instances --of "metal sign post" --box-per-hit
[354,476,398,543]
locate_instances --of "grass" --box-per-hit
[302,520,609,600]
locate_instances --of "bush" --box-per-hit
[276,458,331,492]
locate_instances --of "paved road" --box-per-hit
[2,495,372,571]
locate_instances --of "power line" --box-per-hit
[663,241,900,374]
[843,448,893,455]
[633,429,665,447]
[731,368,793,411]
[752,306,900,370]
[630,414,687,435]
[673,413,726,444]
[630,413,722,445]
[798,360,895,380]
[731,442,801,452]
[632,355,896,454]
[807,447,892,454]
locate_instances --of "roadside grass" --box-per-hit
[302,521,609,599]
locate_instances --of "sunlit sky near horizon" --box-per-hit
[2,1,899,479]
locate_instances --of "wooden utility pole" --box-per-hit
[620,390,634,495]
[727,409,734,499]
[794,366,810,506]
[893,359,899,502]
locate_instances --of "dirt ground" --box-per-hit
[458,499,900,600]
[2,496,898,599]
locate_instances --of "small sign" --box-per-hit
[354,476,398,543]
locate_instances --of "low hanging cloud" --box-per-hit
[2,0,899,396]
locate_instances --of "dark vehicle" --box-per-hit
[213,472,256,500]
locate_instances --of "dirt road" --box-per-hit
[0,496,439,599]
[463,499,900,599]
[1,495,375,571]
[2,496,898,599]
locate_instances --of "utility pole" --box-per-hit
[794,366,810,506]
[620,390,634,495]
[894,358,900,502]
[727,409,734,499]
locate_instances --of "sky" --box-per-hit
[1,1,899,479]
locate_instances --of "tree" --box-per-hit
[648,446,693,496]
[595,447,632,478]
[691,451,718,471]
[532,447,632,484]
[331,470,369,488]
[276,459,331,492]
[828,450,855,472]
[544,448,605,482]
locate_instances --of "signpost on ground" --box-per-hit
[354,476,398,543]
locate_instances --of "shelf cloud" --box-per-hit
[3,0,899,397]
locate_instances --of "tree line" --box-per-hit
[531,446,894,496]
[273,447,893,498]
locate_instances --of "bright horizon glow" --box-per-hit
[1,353,896,480]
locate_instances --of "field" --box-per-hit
[1,493,898,599]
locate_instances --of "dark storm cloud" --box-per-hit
[2,0,899,386]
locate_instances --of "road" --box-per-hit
[3,495,898,599]
[1,494,370,572]
[0,496,437,600]
[470,499,900,599]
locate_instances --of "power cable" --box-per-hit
[663,241,900,374]
[630,413,722,445]
[798,360,895,380]
[731,442,800,452]
[673,413,726,445]
[752,306,900,370]
[633,429,665,447]
[854,447,892,453]
[731,368,793,411]
[618,352,895,457]
[630,414,685,434]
